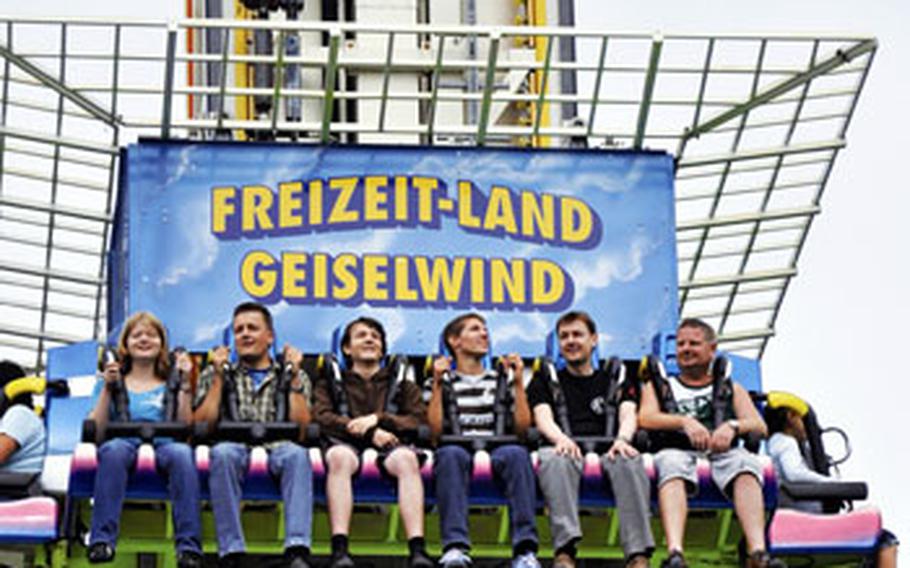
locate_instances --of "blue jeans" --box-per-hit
[434,444,538,551]
[209,441,313,556]
[89,438,201,554]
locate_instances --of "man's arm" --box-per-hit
[615,400,639,442]
[638,381,684,430]
[505,354,531,437]
[606,401,640,459]
[426,356,448,444]
[0,434,18,464]
[638,381,710,451]
[0,406,41,465]
[708,382,767,453]
[768,434,829,483]
[283,346,311,436]
[288,370,312,438]
[532,403,563,444]
[731,382,767,437]
[192,368,222,432]
[174,351,194,424]
[533,403,582,459]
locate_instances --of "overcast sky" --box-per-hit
[4,0,908,562]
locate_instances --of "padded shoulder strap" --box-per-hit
[441,373,461,436]
[220,363,242,422]
[802,408,830,476]
[710,356,733,429]
[162,350,183,422]
[640,355,678,414]
[322,353,350,417]
[383,355,409,415]
[273,357,291,422]
[101,346,131,422]
[493,361,510,436]
[542,358,572,435]
[602,356,624,439]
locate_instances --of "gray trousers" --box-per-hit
[537,447,655,559]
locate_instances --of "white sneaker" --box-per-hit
[511,552,541,568]
[438,548,472,567]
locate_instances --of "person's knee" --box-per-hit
[436,445,471,468]
[659,476,688,497]
[385,448,419,476]
[163,443,196,472]
[169,443,194,462]
[210,443,242,471]
[540,450,573,474]
[730,470,762,497]
[98,439,133,464]
[494,444,528,465]
[326,446,358,475]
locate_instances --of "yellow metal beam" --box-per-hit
[234,0,253,140]
[529,0,551,147]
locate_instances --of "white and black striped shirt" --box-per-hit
[425,370,513,436]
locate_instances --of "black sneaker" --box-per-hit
[87,542,115,564]
[746,550,787,568]
[177,550,203,568]
[660,550,687,568]
[329,551,355,568]
[285,546,311,568]
[408,548,434,568]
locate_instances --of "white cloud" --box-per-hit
[163,146,195,187]
[567,234,651,302]
[155,202,221,288]
[490,312,550,345]
[193,320,225,344]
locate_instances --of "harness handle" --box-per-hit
[602,356,624,440]
[162,348,187,422]
[101,347,131,422]
[383,355,408,416]
[441,369,462,436]
[710,356,732,430]
[493,361,513,436]
[542,358,572,435]
[273,355,293,423]
[220,359,242,422]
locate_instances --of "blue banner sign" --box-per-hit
[113,142,678,357]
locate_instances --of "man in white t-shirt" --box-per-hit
[639,319,782,568]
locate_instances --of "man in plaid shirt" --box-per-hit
[194,302,313,568]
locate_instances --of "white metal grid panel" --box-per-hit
[0,16,876,368]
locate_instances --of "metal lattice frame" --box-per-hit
[0,16,877,369]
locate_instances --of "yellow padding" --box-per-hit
[637,356,649,379]
[3,376,46,399]
[766,391,809,416]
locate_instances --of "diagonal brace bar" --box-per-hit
[476,32,501,146]
[684,38,877,140]
[0,40,118,127]
[633,33,663,149]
